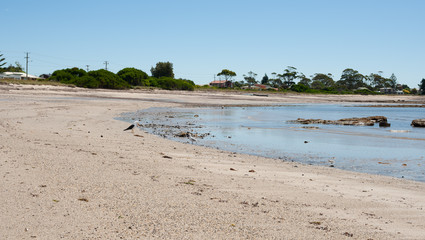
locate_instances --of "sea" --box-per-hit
[118,104,425,182]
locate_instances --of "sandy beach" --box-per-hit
[1,84,424,239]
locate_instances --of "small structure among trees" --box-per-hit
[209,80,233,88]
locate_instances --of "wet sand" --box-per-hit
[1,84,425,239]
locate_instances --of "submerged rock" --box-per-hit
[411,119,425,127]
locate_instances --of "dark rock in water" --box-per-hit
[289,116,388,127]
[336,116,387,126]
[335,118,375,126]
[411,119,425,127]
[379,122,391,127]
[367,116,388,123]
[291,118,327,125]
[175,131,189,137]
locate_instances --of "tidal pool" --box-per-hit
[119,104,425,182]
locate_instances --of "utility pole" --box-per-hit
[86,65,90,72]
[25,52,29,79]
[104,61,109,71]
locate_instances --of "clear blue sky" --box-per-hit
[1,0,424,88]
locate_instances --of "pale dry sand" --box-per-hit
[1,84,425,239]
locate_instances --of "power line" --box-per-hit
[30,52,99,62]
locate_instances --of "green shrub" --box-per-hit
[48,67,194,91]
[50,70,74,83]
[290,83,309,92]
[117,67,149,86]
[147,77,194,91]
[354,88,376,95]
[73,75,100,88]
[88,69,130,89]
[50,68,87,83]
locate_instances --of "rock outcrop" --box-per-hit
[290,116,388,127]
[411,119,425,127]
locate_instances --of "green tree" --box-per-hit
[298,73,311,88]
[117,67,149,86]
[217,69,236,81]
[411,88,418,95]
[336,68,365,90]
[233,80,245,88]
[419,78,425,95]
[311,73,334,90]
[150,62,174,78]
[389,73,397,89]
[269,72,281,88]
[0,52,6,70]
[217,69,236,87]
[2,62,24,72]
[243,71,258,86]
[401,84,410,90]
[367,73,387,90]
[14,62,24,72]
[261,74,269,85]
[278,66,298,88]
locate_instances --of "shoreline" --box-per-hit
[121,103,425,183]
[1,84,425,239]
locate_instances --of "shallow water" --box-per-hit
[119,104,425,182]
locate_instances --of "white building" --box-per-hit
[379,87,394,94]
[0,72,42,80]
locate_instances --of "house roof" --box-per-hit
[0,72,41,79]
[2,72,26,75]
[210,80,227,84]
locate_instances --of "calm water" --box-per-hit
[119,104,425,182]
